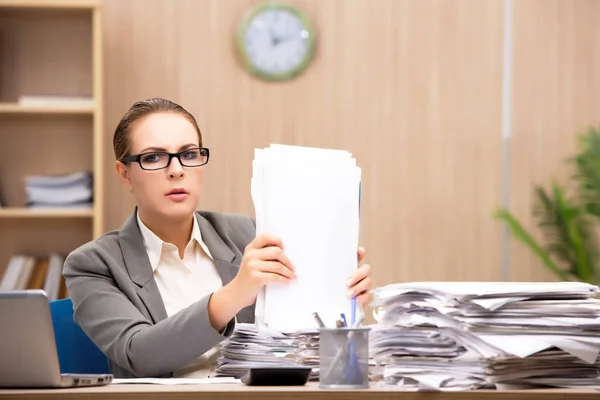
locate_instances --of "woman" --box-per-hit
[63,97,373,379]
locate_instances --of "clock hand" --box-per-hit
[268,26,280,47]
[273,31,299,46]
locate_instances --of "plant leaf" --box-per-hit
[532,185,578,273]
[572,126,600,220]
[493,209,570,281]
[550,182,596,283]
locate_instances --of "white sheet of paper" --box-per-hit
[477,334,600,363]
[252,145,361,332]
[111,377,240,385]
[470,297,531,311]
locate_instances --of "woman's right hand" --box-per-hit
[208,233,296,331]
[230,233,297,308]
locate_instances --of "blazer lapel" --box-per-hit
[118,209,244,324]
[118,209,168,324]
[196,212,256,323]
[195,212,241,285]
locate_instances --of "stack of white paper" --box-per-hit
[25,171,93,209]
[251,144,362,332]
[289,328,320,379]
[370,282,600,391]
[215,323,320,380]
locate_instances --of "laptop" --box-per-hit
[0,290,113,388]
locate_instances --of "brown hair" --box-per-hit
[113,97,203,161]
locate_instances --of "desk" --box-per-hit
[0,383,598,400]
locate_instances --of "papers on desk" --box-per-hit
[369,281,600,391]
[251,144,362,333]
[216,323,320,381]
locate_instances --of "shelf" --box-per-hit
[0,208,93,218]
[0,102,94,115]
[0,1,98,9]
[0,0,103,275]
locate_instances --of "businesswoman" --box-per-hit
[63,97,373,379]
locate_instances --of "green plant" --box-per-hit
[494,126,600,284]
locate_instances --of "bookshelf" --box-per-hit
[0,208,94,218]
[0,0,103,297]
[0,102,95,114]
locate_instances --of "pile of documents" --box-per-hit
[369,282,600,391]
[216,323,320,380]
[251,144,362,332]
[25,171,93,209]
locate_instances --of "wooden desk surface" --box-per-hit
[0,383,598,400]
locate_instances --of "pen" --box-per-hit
[340,313,348,328]
[349,311,363,382]
[312,312,326,328]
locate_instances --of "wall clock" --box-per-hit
[235,2,316,81]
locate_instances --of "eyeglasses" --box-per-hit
[120,147,209,171]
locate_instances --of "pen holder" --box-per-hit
[318,327,370,389]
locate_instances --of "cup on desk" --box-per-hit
[318,327,371,389]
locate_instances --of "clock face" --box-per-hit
[237,4,315,81]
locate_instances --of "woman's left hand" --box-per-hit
[346,247,372,307]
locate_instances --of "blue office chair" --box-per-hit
[49,298,111,374]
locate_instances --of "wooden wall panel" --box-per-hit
[0,7,92,101]
[509,0,600,281]
[101,0,504,287]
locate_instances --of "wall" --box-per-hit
[100,0,600,288]
[509,0,600,281]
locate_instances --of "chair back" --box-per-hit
[49,298,110,374]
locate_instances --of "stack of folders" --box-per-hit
[215,323,320,381]
[0,254,66,300]
[220,144,362,378]
[25,171,93,209]
[369,281,600,391]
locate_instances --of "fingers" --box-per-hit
[242,233,297,288]
[256,260,297,280]
[264,272,293,286]
[357,246,366,262]
[347,276,372,299]
[255,246,295,272]
[356,291,371,307]
[245,233,294,272]
[346,264,371,288]
[248,233,284,251]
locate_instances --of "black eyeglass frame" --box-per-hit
[120,147,210,171]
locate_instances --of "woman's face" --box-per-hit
[116,112,203,222]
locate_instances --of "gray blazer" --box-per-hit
[63,209,256,378]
